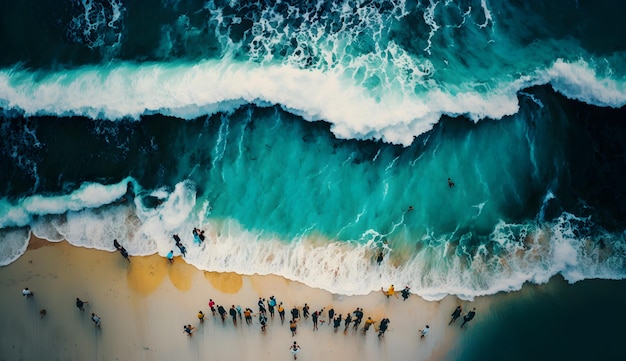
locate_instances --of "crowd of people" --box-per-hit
[179,285,478,348]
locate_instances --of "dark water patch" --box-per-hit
[448,277,626,361]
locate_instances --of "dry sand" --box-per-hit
[0,239,493,361]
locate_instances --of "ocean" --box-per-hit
[1,0,626,342]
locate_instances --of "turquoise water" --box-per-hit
[1,0,626,301]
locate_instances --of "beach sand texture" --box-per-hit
[0,239,491,361]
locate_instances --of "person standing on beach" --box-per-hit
[378,318,390,337]
[260,313,268,333]
[278,302,286,324]
[344,313,352,333]
[91,313,101,327]
[166,250,174,264]
[303,303,310,320]
[268,296,276,318]
[183,324,196,336]
[419,325,430,339]
[236,305,243,320]
[362,317,375,334]
[244,308,253,325]
[449,305,462,325]
[312,310,319,331]
[291,306,300,321]
[333,314,342,332]
[22,287,33,298]
[75,298,88,311]
[401,286,411,301]
[198,310,205,323]
[208,299,216,315]
[258,298,267,315]
[353,308,363,330]
[114,239,130,262]
[290,341,301,360]
[328,308,334,326]
[289,319,298,336]
[382,285,396,298]
[230,305,238,326]
[460,308,476,328]
[218,305,227,323]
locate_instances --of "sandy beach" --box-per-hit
[0,237,494,361]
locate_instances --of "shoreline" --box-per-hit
[0,239,496,361]
[6,238,624,360]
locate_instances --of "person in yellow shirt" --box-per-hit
[278,302,286,324]
[362,317,376,334]
[381,284,396,298]
[197,310,205,323]
[244,308,253,324]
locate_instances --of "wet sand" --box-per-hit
[0,239,499,361]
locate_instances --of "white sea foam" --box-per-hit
[3,178,624,299]
[547,58,626,108]
[1,56,624,146]
[0,178,131,228]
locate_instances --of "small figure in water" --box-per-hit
[39,309,47,319]
[401,286,411,301]
[449,305,462,325]
[22,287,34,298]
[419,325,430,339]
[172,234,187,257]
[114,239,130,262]
[448,178,455,188]
[460,308,476,328]
[407,206,414,212]
[192,228,205,244]
[376,252,384,265]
